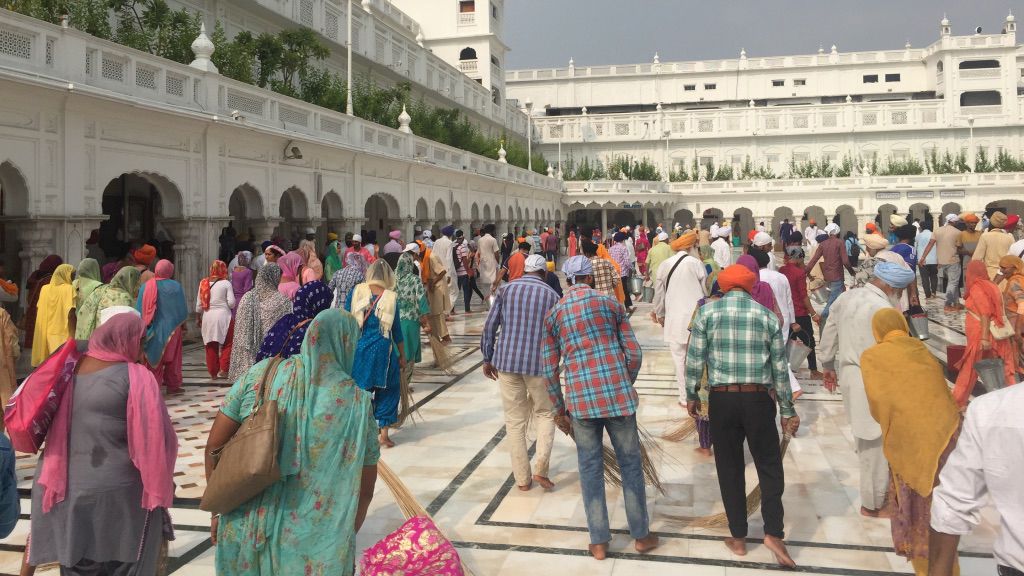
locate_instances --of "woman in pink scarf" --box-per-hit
[298,239,324,284]
[635,227,650,275]
[30,312,177,573]
[277,251,303,300]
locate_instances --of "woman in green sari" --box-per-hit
[72,258,103,309]
[76,266,141,340]
[207,309,380,576]
[395,247,430,425]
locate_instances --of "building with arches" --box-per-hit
[508,13,1024,234]
[0,8,560,314]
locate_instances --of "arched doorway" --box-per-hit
[876,203,898,230]
[434,199,447,236]
[276,187,309,248]
[452,201,463,228]
[99,172,182,264]
[415,198,429,232]
[732,208,754,242]
[986,199,1024,218]
[470,203,480,230]
[835,205,857,236]
[941,202,962,222]
[802,205,826,228]
[0,160,29,300]
[320,191,343,245]
[365,193,400,244]
[771,206,794,242]
[701,208,723,230]
[229,183,264,240]
[673,209,695,230]
[909,203,933,230]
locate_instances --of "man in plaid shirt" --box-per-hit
[684,263,800,568]
[542,256,658,560]
[481,255,561,492]
[581,238,620,298]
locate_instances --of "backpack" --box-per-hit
[848,238,861,261]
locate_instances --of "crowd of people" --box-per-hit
[0,209,1021,575]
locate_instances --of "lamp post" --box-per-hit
[556,121,563,179]
[967,115,975,172]
[525,99,533,171]
[662,130,671,182]
[346,0,354,116]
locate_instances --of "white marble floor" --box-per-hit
[0,293,1000,575]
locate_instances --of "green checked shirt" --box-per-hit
[684,291,795,417]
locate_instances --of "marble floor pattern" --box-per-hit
[0,291,1000,575]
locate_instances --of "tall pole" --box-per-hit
[557,124,562,179]
[346,0,354,116]
[968,116,975,172]
[525,99,533,171]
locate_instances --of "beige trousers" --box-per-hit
[855,436,890,511]
[498,372,556,487]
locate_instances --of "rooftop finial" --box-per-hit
[189,23,218,73]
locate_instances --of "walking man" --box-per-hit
[805,222,855,322]
[928,214,963,312]
[712,225,733,269]
[609,232,636,311]
[684,263,799,568]
[482,255,561,491]
[651,231,706,405]
[818,262,917,517]
[476,223,500,304]
[543,256,658,560]
[433,225,458,314]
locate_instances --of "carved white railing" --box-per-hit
[0,9,560,194]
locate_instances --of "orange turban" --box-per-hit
[962,213,979,224]
[717,264,756,294]
[747,230,759,243]
[671,231,697,251]
[865,222,878,233]
[134,244,157,265]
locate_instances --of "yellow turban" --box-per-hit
[989,211,1007,228]
[671,231,697,251]
[863,234,888,251]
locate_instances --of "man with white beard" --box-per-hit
[651,230,707,406]
[818,261,917,518]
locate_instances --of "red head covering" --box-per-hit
[134,244,158,266]
[198,260,228,311]
[747,230,759,243]
[964,260,1006,328]
[141,260,175,327]
[1005,214,1020,230]
[717,264,756,294]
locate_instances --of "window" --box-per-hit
[794,79,806,86]
[704,83,717,90]
[959,59,1000,69]
[459,0,475,12]
[490,55,500,68]
[959,90,1002,106]
[491,3,498,19]
[772,79,785,87]
[459,47,477,61]
[885,73,901,82]
[491,87,501,105]
[863,74,879,83]
[683,84,696,91]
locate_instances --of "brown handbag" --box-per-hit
[200,357,283,515]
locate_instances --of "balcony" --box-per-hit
[459,59,479,74]
[458,12,475,26]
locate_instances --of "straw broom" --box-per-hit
[660,417,697,442]
[377,460,475,575]
[395,363,419,427]
[564,423,667,496]
[661,434,792,529]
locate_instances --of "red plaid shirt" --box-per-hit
[542,283,642,419]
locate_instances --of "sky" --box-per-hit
[503,0,1024,69]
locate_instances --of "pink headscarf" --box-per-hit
[38,313,178,513]
[141,260,174,327]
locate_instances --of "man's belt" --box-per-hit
[713,384,769,393]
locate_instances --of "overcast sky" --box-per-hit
[504,1,1024,69]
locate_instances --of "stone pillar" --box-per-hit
[641,209,649,230]
[403,216,416,245]
[250,218,283,245]
[346,217,368,237]
[15,220,59,312]
[601,209,608,235]
[164,219,203,314]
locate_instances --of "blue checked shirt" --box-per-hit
[542,284,642,419]
[481,275,561,375]
[684,291,795,417]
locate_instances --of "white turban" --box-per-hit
[524,254,547,273]
[752,232,773,247]
[824,223,841,236]
[657,232,669,242]
[717,226,732,238]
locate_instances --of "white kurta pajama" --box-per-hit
[760,268,802,393]
[711,238,732,269]
[476,233,499,301]
[818,283,895,511]
[432,235,457,311]
[653,251,707,402]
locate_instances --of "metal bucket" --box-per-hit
[909,314,930,341]
[974,358,1007,393]
[629,275,643,295]
[787,339,812,370]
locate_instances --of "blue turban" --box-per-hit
[562,255,593,283]
[441,225,455,237]
[873,261,916,288]
[613,232,628,242]
[261,240,273,251]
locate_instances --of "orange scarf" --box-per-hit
[198,260,228,311]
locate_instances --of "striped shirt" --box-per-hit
[481,275,561,375]
[543,283,642,419]
[684,290,795,417]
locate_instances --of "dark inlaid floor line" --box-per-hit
[425,426,507,517]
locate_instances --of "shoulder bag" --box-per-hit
[200,356,284,515]
[968,310,1016,341]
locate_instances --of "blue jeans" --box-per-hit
[573,413,650,545]
[821,279,845,323]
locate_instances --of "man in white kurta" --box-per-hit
[711,226,733,269]
[804,221,821,253]
[754,251,803,395]
[476,225,500,306]
[818,269,912,516]
[652,232,707,404]
[433,226,457,314]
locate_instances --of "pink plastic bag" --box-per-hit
[4,339,79,453]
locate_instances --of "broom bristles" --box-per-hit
[660,417,697,442]
[662,435,791,529]
[396,365,419,428]
[377,460,475,575]
[428,334,454,372]
[567,424,667,495]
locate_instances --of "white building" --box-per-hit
[0,6,560,314]
[506,14,1024,236]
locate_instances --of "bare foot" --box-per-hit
[860,506,891,519]
[635,534,660,554]
[378,434,395,449]
[532,475,555,491]
[792,390,804,401]
[809,370,823,379]
[517,481,533,492]
[695,447,713,457]
[763,535,797,568]
[588,542,608,560]
[724,537,747,556]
